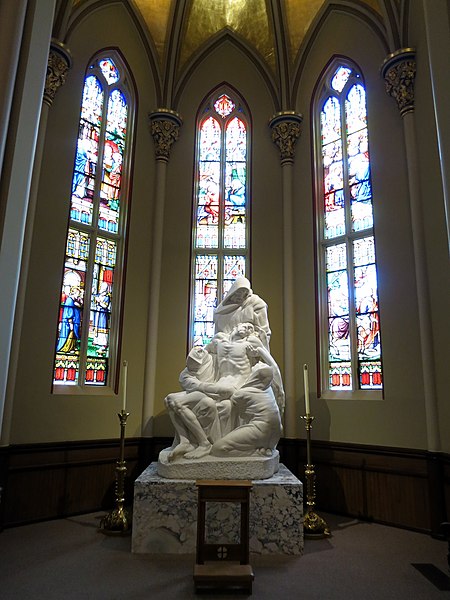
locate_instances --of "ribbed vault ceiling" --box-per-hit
[132,0,381,70]
[72,0,382,72]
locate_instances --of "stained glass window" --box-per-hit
[317,62,382,393]
[191,90,250,346]
[53,52,133,388]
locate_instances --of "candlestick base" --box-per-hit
[99,505,131,536]
[303,509,331,539]
[98,410,131,536]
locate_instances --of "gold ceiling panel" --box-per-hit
[180,0,275,73]
[285,0,324,65]
[132,0,172,67]
[70,0,382,76]
[285,0,381,65]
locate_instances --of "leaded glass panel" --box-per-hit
[193,255,218,346]
[321,97,341,145]
[191,91,249,346]
[331,66,352,92]
[223,255,246,297]
[85,238,116,385]
[214,94,235,118]
[318,63,382,393]
[54,230,89,385]
[346,84,367,134]
[329,362,352,389]
[99,58,119,84]
[53,54,132,389]
[199,117,221,161]
[71,76,103,226]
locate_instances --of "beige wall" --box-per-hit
[292,10,427,447]
[6,2,449,453]
[10,3,157,443]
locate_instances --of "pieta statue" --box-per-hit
[157,278,285,479]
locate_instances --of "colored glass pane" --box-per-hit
[54,230,89,385]
[99,58,119,84]
[81,76,103,126]
[323,138,345,239]
[54,54,131,389]
[226,118,246,162]
[328,315,351,361]
[71,77,103,225]
[326,243,346,271]
[319,63,382,392]
[329,362,352,389]
[199,117,221,161]
[99,132,124,233]
[196,161,220,247]
[102,91,127,231]
[223,255,246,297]
[354,264,378,310]
[192,92,248,346]
[224,117,247,249]
[359,360,382,389]
[353,236,375,266]
[346,84,366,134]
[224,162,246,248]
[331,66,352,92]
[193,255,218,346]
[348,129,373,232]
[321,97,341,145]
[106,90,128,138]
[85,238,116,385]
[353,236,382,378]
[214,94,235,118]
[327,270,349,317]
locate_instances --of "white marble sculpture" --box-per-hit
[158,278,285,479]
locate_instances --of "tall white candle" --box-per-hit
[122,360,128,412]
[303,364,310,415]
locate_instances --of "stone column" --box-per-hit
[422,0,450,254]
[381,49,440,452]
[0,0,27,177]
[142,110,182,436]
[1,37,71,446]
[269,111,302,438]
[0,1,59,444]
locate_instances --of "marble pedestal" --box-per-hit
[132,463,303,555]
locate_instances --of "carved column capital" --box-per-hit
[269,112,303,165]
[44,39,72,107]
[381,48,416,117]
[149,109,183,162]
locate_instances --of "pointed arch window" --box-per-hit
[315,62,383,396]
[52,53,134,389]
[190,89,250,346]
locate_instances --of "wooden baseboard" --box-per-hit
[0,437,448,534]
[278,438,449,535]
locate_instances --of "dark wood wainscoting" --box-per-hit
[0,438,152,528]
[278,438,449,536]
[0,437,448,535]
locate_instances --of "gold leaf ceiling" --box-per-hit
[134,0,381,72]
[74,0,382,72]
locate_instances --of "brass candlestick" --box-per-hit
[302,414,331,538]
[99,410,131,535]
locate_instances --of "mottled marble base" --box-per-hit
[157,448,280,480]
[132,463,303,555]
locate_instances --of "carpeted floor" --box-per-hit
[0,512,448,599]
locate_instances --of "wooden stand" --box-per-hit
[194,480,254,593]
